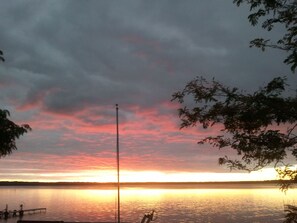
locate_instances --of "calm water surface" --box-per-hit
[0,183,296,223]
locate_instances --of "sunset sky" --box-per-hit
[1,0,296,182]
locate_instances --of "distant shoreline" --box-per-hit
[0,180,288,189]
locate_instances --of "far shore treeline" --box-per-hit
[0,180,290,189]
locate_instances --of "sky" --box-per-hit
[0,0,296,182]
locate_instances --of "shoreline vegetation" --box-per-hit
[0,180,290,189]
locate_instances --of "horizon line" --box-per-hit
[0,179,284,185]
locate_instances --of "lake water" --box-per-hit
[0,183,296,223]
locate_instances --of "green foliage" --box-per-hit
[172,76,297,171]
[233,0,297,72]
[0,109,31,158]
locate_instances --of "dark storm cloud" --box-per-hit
[1,0,296,179]
[1,0,293,116]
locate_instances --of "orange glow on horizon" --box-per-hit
[98,168,278,183]
[2,168,278,183]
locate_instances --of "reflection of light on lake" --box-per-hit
[1,185,296,223]
[74,189,116,201]
[32,187,296,205]
[120,187,286,202]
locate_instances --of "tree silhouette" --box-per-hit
[173,0,297,184]
[0,110,31,157]
[0,50,31,158]
[173,1,297,222]
[0,50,4,62]
[234,0,297,72]
[172,76,297,173]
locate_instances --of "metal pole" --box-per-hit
[116,104,120,223]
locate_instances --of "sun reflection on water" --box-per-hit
[1,185,296,223]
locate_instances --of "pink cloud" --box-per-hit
[2,99,241,182]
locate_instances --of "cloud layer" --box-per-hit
[0,0,295,181]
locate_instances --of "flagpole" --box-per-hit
[116,104,120,223]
